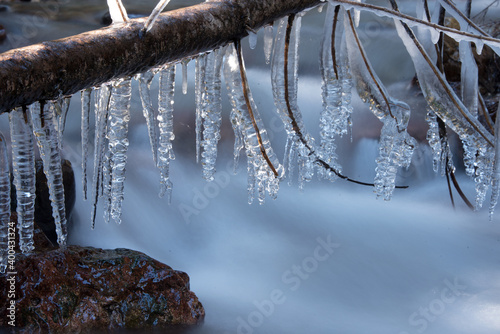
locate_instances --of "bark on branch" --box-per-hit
[0,0,322,114]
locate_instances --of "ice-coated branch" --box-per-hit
[0,0,324,114]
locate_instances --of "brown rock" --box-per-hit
[0,246,205,333]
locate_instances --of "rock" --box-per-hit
[0,246,205,333]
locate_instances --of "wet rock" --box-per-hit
[0,246,205,333]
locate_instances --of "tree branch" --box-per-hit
[0,0,322,114]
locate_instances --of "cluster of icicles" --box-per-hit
[2,0,500,272]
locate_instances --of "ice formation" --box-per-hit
[139,70,159,165]
[105,78,132,224]
[30,101,68,246]
[343,9,416,200]
[81,88,92,200]
[271,14,316,189]
[9,107,36,253]
[157,65,176,201]
[224,42,284,204]
[318,3,353,178]
[200,49,224,181]
[0,132,10,273]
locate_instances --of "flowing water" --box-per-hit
[1,1,500,333]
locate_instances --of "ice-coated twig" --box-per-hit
[106,78,132,224]
[91,84,111,227]
[318,3,352,178]
[223,42,284,204]
[157,65,176,202]
[271,14,316,189]
[201,49,224,181]
[139,70,159,165]
[81,88,92,200]
[30,101,67,246]
[343,9,416,200]
[329,0,500,56]
[9,107,35,253]
[107,0,128,23]
[0,132,10,273]
[144,0,171,33]
[393,12,495,207]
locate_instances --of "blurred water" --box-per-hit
[1,1,500,333]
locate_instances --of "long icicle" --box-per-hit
[81,88,92,200]
[30,101,67,246]
[107,78,132,224]
[0,131,10,273]
[201,49,224,181]
[91,84,111,228]
[157,65,176,202]
[139,70,159,165]
[9,107,36,253]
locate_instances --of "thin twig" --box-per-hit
[235,39,279,177]
[283,14,406,189]
[331,5,341,80]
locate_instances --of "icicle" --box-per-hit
[107,0,128,23]
[459,41,479,117]
[271,15,316,188]
[106,78,132,224]
[9,107,35,253]
[318,3,352,178]
[201,49,224,181]
[223,43,284,204]
[144,0,171,32]
[91,85,111,227]
[138,70,159,165]
[489,103,500,218]
[81,88,92,200]
[195,55,207,164]
[0,132,10,273]
[230,109,245,174]
[263,24,274,64]
[353,0,363,27]
[426,110,448,175]
[157,65,176,201]
[30,102,67,246]
[248,30,258,50]
[344,10,416,200]
[54,96,71,150]
[181,59,189,95]
[394,18,494,206]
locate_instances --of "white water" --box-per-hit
[1,1,499,333]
